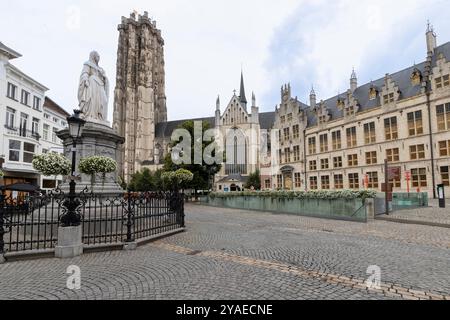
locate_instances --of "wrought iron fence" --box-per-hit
[0,193,61,253]
[0,190,185,255]
[81,191,185,246]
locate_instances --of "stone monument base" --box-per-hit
[57,121,125,197]
[55,226,83,259]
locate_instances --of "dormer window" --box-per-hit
[383,93,395,105]
[433,52,450,91]
[337,92,359,118]
[369,87,378,100]
[381,75,400,106]
[410,68,422,86]
[344,106,355,117]
[314,101,331,124]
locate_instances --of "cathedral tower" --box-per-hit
[113,12,167,182]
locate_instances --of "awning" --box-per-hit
[0,183,41,192]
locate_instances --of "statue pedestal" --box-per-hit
[55,226,83,259]
[57,121,125,196]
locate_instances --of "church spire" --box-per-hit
[239,70,248,109]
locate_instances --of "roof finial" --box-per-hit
[351,67,357,80]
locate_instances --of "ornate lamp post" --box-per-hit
[60,110,86,227]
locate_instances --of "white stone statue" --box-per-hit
[78,51,109,125]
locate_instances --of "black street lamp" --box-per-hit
[60,110,86,227]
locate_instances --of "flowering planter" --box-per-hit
[203,191,375,222]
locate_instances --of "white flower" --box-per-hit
[32,153,71,176]
[79,156,117,175]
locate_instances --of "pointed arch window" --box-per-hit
[225,129,248,175]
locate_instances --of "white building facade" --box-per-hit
[0,42,68,193]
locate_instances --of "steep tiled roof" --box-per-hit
[156,41,450,137]
[155,117,215,138]
[155,112,277,138]
[304,41,450,126]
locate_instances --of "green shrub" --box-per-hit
[209,190,377,200]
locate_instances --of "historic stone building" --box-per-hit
[263,23,450,198]
[113,12,167,183]
[115,17,450,197]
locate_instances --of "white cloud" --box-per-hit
[262,0,450,108]
[1,0,449,122]
[0,0,300,121]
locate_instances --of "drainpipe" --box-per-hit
[303,129,308,191]
[426,89,437,199]
[425,53,437,199]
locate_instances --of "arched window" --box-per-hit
[225,128,247,175]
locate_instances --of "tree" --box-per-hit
[245,169,261,190]
[162,169,194,191]
[136,168,154,191]
[127,169,165,192]
[164,120,222,198]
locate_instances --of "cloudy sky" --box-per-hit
[1,0,449,121]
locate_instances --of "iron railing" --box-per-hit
[5,125,41,141]
[0,190,185,254]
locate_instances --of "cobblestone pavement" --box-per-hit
[379,206,450,226]
[0,204,449,300]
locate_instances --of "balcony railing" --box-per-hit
[5,125,40,141]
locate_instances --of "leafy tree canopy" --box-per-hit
[163,120,222,193]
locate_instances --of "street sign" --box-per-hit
[405,171,411,179]
[388,167,401,180]
[405,171,411,193]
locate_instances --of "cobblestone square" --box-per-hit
[0,204,449,300]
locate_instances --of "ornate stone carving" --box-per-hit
[369,83,379,100]
[337,90,360,118]
[410,68,422,86]
[381,74,401,107]
[313,100,331,125]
